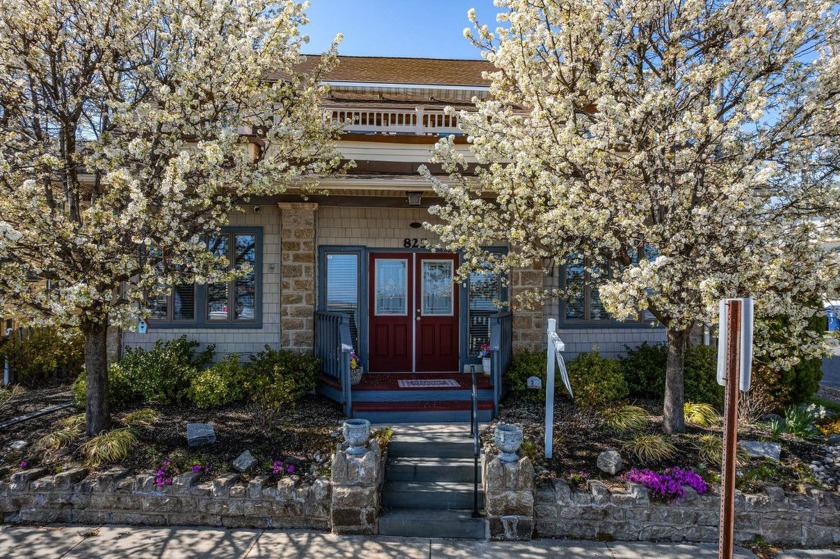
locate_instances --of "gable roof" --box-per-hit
[297,55,492,88]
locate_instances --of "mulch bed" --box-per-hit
[488,393,828,493]
[0,382,73,423]
[1,384,346,485]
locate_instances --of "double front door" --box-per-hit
[368,252,459,372]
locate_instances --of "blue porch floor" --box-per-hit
[318,372,496,423]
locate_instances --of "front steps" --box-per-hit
[378,425,487,540]
[319,373,496,423]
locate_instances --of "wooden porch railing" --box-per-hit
[489,312,513,417]
[329,107,461,136]
[315,311,354,417]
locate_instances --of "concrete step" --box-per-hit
[378,508,488,539]
[381,481,485,510]
[386,456,481,483]
[353,401,494,424]
[388,439,477,459]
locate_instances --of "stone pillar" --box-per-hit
[483,455,536,540]
[278,202,318,352]
[330,439,382,535]
[510,261,546,353]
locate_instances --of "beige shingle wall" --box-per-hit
[317,206,441,248]
[121,206,281,360]
[121,203,665,362]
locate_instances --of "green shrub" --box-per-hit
[683,345,724,409]
[505,351,548,401]
[113,337,214,405]
[247,346,320,426]
[754,310,826,409]
[619,342,667,400]
[72,337,213,409]
[619,342,723,408]
[567,350,628,409]
[0,328,84,385]
[72,360,140,410]
[187,355,249,409]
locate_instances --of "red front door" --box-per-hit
[415,254,459,372]
[368,252,460,372]
[369,253,413,372]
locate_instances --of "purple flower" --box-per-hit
[191,465,203,473]
[625,467,708,503]
[287,464,295,474]
[19,460,28,469]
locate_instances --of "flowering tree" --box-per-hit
[425,0,840,432]
[0,0,341,435]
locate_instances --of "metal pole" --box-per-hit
[545,319,556,459]
[719,300,742,559]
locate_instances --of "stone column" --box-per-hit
[278,202,318,352]
[484,455,536,540]
[329,439,382,535]
[510,261,546,353]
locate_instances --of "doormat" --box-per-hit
[397,379,460,388]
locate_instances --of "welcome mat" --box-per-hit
[397,379,460,388]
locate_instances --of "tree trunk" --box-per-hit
[663,328,687,434]
[83,322,111,437]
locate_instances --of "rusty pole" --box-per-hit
[718,300,742,559]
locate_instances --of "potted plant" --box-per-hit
[349,351,364,385]
[478,343,492,376]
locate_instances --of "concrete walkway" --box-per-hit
[0,524,763,559]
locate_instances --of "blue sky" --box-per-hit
[304,1,496,59]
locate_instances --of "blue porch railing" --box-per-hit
[315,311,354,417]
[489,312,513,416]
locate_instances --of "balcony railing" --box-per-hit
[329,107,461,136]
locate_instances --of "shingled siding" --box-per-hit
[541,263,666,359]
[121,204,664,360]
[122,207,282,360]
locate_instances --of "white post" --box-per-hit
[3,355,9,386]
[545,319,556,459]
[415,107,424,135]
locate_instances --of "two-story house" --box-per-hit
[122,56,665,421]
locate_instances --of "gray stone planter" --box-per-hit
[342,419,371,456]
[494,424,523,463]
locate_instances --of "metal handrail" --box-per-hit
[469,364,481,518]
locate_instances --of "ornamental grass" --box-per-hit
[684,402,720,427]
[598,405,648,431]
[623,434,677,464]
[81,428,137,468]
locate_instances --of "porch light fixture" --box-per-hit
[407,192,422,206]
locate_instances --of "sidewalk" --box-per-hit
[0,524,763,558]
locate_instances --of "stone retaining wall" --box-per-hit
[1,466,331,530]
[535,479,840,546]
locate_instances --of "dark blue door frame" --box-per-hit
[318,246,508,373]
